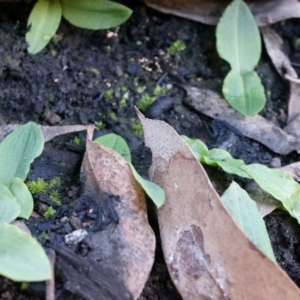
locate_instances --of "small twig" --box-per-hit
[291,62,300,67]
[46,249,56,300]
[284,74,300,84]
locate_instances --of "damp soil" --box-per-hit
[1,1,300,299]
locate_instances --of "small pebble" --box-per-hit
[145,95,173,118]
[64,229,88,245]
[270,157,281,168]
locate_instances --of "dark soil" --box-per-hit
[0,1,300,299]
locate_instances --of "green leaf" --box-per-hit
[129,164,165,208]
[0,223,51,282]
[9,178,33,219]
[0,183,21,223]
[181,135,209,160]
[61,0,132,30]
[223,69,266,116]
[94,133,131,163]
[221,181,276,262]
[242,164,300,223]
[204,148,251,178]
[26,0,62,54]
[0,122,44,186]
[216,0,261,73]
[242,164,300,213]
[94,133,165,207]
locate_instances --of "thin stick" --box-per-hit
[46,249,56,300]
[285,74,300,84]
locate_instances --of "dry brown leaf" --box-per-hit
[80,125,155,299]
[245,181,280,217]
[261,26,300,138]
[0,124,88,142]
[142,0,300,26]
[137,110,300,299]
[281,162,300,182]
[183,86,300,155]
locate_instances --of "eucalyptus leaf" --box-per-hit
[0,122,44,186]
[129,164,165,208]
[9,178,34,219]
[221,181,276,262]
[0,183,21,224]
[216,0,261,73]
[0,223,51,282]
[223,70,266,116]
[61,0,132,30]
[94,133,131,163]
[26,0,62,54]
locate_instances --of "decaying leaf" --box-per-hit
[261,26,300,138]
[137,110,300,299]
[142,0,300,26]
[0,124,88,142]
[281,161,300,182]
[80,125,155,299]
[245,181,280,216]
[183,86,300,155]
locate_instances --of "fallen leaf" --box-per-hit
[281,161,300,182]
[80,125,155,299]
[183,86,300,155]
[137,110,300,299]
[142,0,300,26]
[245,181,280,217]
[0,124,88,142]
[261,26,300,138]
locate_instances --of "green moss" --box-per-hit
[153,85,167,97]
[27,178,48,194]
[104,89,114,100]
[109,112,118,122]
[136,94,155,110]
[168,40,186,56]
[39,231,50,241]
[50,49,57,57]
[44,206,56,218]
[49,191,61,206]
[131,120,144,138]
[59,162,66,167]
[95,121,105,129]
[119,91,129,108]
[48,177,61,189]
[74,136,81,145]
[90,68,100,75]
[20,282,30,290]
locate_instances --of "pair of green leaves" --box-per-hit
[182,135,300,224]
[0,123,51,282]
[94,133,165,208]
[26,0,132,54]
[182,135,300,261]
[216,0,266,116]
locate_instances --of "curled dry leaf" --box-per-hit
[80,125,155,299]
[261,26,300,138]
[142,0,300,26]
[0,124,88,142]
[137,110,300,299]
[183,86,300,155]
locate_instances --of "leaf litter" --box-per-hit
[137,110,300,299]
[80,125,155,299]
